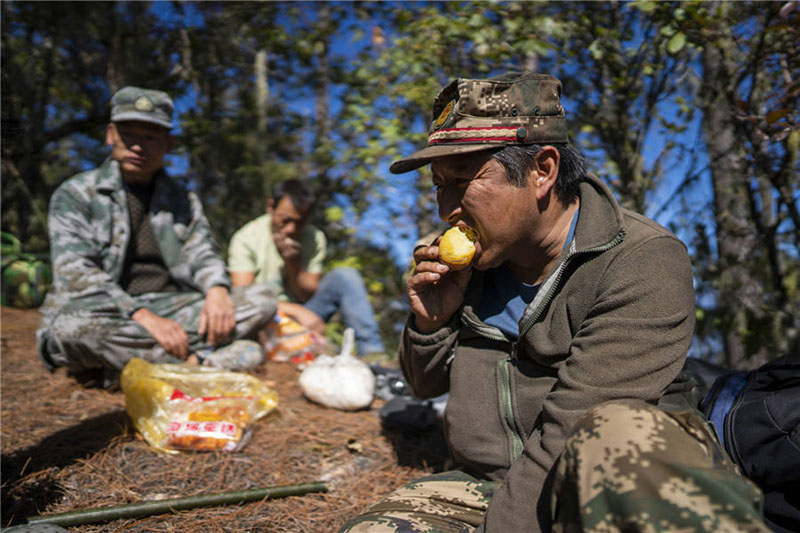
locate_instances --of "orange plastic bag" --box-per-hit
[264,311,326,363]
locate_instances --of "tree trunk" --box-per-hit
[700,15,769,369]
[311,4,334,232]
[255,49,269,139]
[254,47,269,195]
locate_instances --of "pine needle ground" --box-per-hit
[1,307,449,531]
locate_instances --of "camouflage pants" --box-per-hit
[341,400,767,532]
[551,399,768,533]
[38,284,275,374]
[340,470,499,532]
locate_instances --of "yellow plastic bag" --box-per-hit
[121,358,278,453]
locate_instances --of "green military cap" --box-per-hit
[390,72,569,174]
[110,86,174,129]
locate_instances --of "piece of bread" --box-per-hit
[165,406,250,451]
[439,226,478,270]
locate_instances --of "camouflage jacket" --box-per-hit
[39,158,229,319]
[399,173,697,532]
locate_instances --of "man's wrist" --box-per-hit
[281,259,301,277]
[131,307,156,323]
[207,284,230,295]
[411,314,447,334]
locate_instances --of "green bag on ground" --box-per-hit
[1,232,51,308]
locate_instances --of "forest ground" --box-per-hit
[1,306,448,531]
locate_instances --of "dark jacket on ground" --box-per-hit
[399,173,696,532]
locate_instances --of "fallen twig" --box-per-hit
[26,481,328,527]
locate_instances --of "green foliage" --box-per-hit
[666,32,687,55]
[324,206,345,224]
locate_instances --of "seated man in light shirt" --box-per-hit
[227,179,385,358]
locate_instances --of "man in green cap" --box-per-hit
[341,73,768,531]
[36,86,276,387]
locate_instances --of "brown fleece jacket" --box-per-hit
[399,173,696,532]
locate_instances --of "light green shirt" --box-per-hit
[227,213,326,302]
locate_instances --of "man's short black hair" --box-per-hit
[491,143,586,204]
[272,179,315,211]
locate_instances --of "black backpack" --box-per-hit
[699,352,800,533]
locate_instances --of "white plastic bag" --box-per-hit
[298,328,375,411]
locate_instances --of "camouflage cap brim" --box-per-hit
[110,111,173,130]
[389,143,499,174]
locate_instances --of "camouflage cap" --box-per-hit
[390,72,569,174]
[110,86,174,129]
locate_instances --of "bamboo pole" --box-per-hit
[25,481,328,528]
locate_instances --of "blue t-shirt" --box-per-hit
[477,209,579,339]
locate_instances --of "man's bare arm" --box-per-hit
[230,271,256,287]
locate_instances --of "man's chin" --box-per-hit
[121,162,144,172]
[471,255,489,271]
[472,252,502,272]
[120,167,156,183]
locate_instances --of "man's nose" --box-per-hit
[127,138,144,151]
[437,184,462,224]
[283,221,298,235]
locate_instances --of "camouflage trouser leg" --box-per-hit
[551,399,769,533]
[41,284,275,372]
[339,470,499,532]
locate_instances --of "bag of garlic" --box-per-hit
[298,328,375,411]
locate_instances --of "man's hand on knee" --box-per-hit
[132,307,190,359]
[199,285,235,346]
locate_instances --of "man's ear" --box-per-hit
[105,123,116,146]
[530,146,560,201]
[266,198,275,214]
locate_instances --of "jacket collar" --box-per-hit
[572,173,625,252]
[95,158,123,193]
